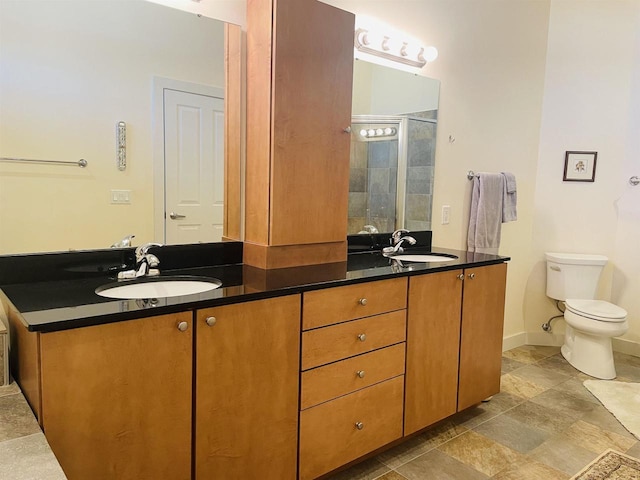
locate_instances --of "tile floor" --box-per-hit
[326,346,640,480]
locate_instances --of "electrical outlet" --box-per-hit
[441,205,451,225]
[110,189,131,204]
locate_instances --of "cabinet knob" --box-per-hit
[358,298,368,306]
[357,333,367,342]
[343,126,352,133]
[468,273,476,279]
[205,316,217,327]
[177,321,189,332]
[457,273,464,280]
[356,370,366,378]
[355,422,364,430]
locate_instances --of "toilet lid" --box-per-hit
[565,299,627,322]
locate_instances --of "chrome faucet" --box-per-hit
[383,229,417,254]
[135,243,162,277]
[111,234,135,248]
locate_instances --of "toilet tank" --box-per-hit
[545,252,607,301]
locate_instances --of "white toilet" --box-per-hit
[545,252,628,379]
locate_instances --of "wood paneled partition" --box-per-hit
[244,0,355,269]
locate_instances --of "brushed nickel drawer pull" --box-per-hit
[356,370,366,378]
[457,273,464,280]
[468,273,476,279]
[357,333,367,342]
[177,321,189,332]
[355,422,364,430]
[358,298,368,306]
[205,316,217,327]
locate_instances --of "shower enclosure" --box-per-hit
[348,114,437,235]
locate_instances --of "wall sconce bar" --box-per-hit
[354,28,436,68]
[0,157,87,167]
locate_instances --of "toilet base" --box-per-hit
[561,326,617,379]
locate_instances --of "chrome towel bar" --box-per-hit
[0,157,87,168]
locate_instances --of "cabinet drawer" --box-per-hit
[299,376,404,480]
[301,310,406,370]
[301,343,405,410]
[302,277,407,330]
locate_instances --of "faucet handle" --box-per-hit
[391,229,410,244]
[135,242,163,259]
[111,234,135,248]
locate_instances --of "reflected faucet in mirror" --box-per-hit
[111,235,135,249]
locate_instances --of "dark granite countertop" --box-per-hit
[0,242,509,333]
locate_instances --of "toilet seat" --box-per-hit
[565,299,627,323]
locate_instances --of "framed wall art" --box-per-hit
[563,151,597,182]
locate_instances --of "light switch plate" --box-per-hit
[111,189,131,204]
[441,205,450,225]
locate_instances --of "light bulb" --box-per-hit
[421,46,438,62]
[360,129,368,137]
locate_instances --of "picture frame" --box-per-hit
[563,151,597,182]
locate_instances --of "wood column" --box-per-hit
[245,0,355,269]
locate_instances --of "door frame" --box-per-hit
[152,76,224,243]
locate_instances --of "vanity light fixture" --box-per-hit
[354,28,437,68]
[359,127,397,139]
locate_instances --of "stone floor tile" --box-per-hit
[509,364,572,389]
[0,382,21,398]
[0,393,41,442]
[551,377,601,404]
[376,421,467,469]
[491,457,570,480]
[501,356,527,374]
[615,363,640,382]
[395,448,489,480]
[503,400,578,434]
[563,420,637,454]
[437,430,525,477]
[626,442,640,459]
[529,386,599,420]
[613,352,640,368]
[473,412,552,453]
[324,457,390,480]
[375,471,408,480]
[502,346,551,364]
[581,404,639,440]
[535,353,582,377]
[500,372,548,399]
[0,433,67,480]
[450,391,524,428]
[527,434,600,476]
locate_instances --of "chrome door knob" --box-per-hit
[355,422,364,430]
[358,298,368,306]
[205,316,217,327]
[177,321,189,332]
[343,126,352,133]
[357,333,367,342]
[356,370,366,378]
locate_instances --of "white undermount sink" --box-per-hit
[95,276,222,299]
[389,254,458,263]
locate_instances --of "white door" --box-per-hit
[164,89,224,244]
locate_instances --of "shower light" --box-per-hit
[354,28,436,68]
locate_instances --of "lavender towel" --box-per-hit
[467,173,504,254]
[501,172,517,222]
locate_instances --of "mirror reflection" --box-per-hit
[348,60,440,235]
[0,0,226,255]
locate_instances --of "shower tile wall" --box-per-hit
[348,132,398,234]
[405,118,436,231]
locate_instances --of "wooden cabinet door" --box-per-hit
[404,270,463,435]
[195,295,300,480]
[40,312,193,480]
[458,263,507,411]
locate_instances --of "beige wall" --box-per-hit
[0,1,223,254]
[527,1,640,353]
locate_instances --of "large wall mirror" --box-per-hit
[0,0,230,255]
[348,59,440,234]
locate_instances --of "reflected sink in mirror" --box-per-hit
[95,276,221,300]
[387,253,458,263]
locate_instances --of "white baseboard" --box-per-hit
[612,337,640,357]
[502,332,526,352]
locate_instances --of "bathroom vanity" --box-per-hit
[1,242,508,480]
